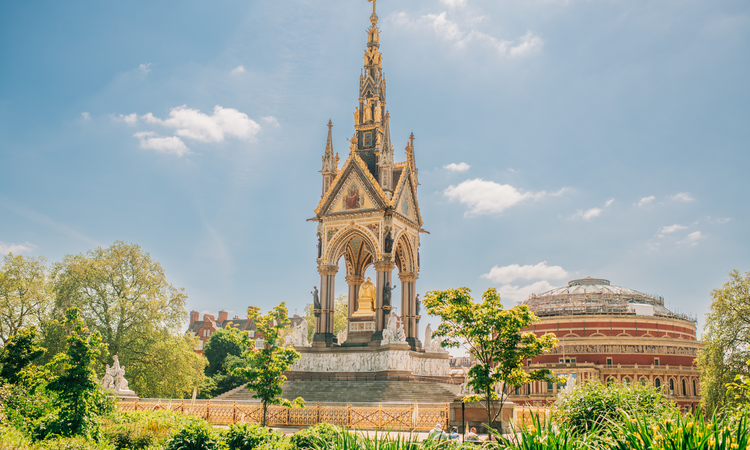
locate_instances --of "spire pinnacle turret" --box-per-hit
[320,120,336,196]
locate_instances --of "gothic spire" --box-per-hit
[320,120,336,196]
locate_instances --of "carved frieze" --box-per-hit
[548,344,698,356]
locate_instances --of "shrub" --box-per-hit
[607,410,749,450]
[225,422,289,450]
[0,424,32,450]
[553,379,678,432]
[165,420,224,450]
[33,436,115,450]
[102,410,199,450]
[289,423,340,449]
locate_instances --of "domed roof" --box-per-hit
[524,276,695,322]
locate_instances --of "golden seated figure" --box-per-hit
[352,277,376,318]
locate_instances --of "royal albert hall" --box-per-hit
[510,277,702,411]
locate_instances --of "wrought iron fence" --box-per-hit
[118,398,450,431]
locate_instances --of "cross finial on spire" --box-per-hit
[327,119,333,131]
[368,0,376,15]
[409,132,415,149]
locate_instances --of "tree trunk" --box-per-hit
[262,400,267,427]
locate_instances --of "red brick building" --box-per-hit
[510,277,702,411]
[188,310,305,354]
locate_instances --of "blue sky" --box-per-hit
[1,0,748,339]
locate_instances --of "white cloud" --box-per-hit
[637,196,655,207]
[0,241,36,255]
[571,207,602,220]
[678,231,703,246]
[390,12,542,58]
[497,280,555,303]
[440,0,467,8]
[81,112,91,120]
[444,179,546,215]
[507,31,544,57]
[141,105,261,143]
[658,224,687,237]
[670,192,695,202]
[605,198,615,207]
[231,65,246,75]
[551,187,572,197]
[139,63,152,75]
[134,132,189,156]
[114,113,138,125]
[482,261,568,284]
[424,12,465,43]
[444,162,470,172]
[261,116,281,128]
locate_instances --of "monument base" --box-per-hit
[312,332,338,347]
[342,316,376,347]
[288,343,454,383]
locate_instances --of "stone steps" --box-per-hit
[216,380,460,403]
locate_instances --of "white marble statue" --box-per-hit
[337,327,348,345]
[102,355,136,397]
[423,323,433,352]
[291,321,311,347]
[381,311,406,345]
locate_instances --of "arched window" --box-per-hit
[693,380,698,396]
[607,377,616,386]
[682,379,687,396]
[623,377,631,385]
[655,378,662,389]
[669,378,675,395]
[640,377,648,385]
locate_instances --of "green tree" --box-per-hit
[46,307,112,438]
[303,294,348,342]
[0,327,46,386]
[51,241,195,398]
[698,270,750,412]
[125,331,207,399]
[423,287,559,434]
[200,326,246,398]
[231,302,304,426]
[0,254,53,345]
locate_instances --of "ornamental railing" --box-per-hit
[117,398,450,431]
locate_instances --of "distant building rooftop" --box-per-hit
[524,277,696,323]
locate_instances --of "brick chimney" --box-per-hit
[190,310,199,327]
[218,310,228,324]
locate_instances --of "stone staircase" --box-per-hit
[216,380,460,403]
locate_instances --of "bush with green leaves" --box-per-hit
[289,422,341,450]
[102,410,202,450]
[165,420,224,450]
[224,422,289,450]
[552,379,678,433]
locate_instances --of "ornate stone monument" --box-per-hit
[287,0,451,384]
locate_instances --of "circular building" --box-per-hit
[511,277,702,411]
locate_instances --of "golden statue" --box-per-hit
[374,102,382,123]
[354,107,360,124]
[352,277,376,317]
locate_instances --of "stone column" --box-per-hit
[370,260,395,344]
[399,271,420,351]
[345,275,364,318]
[313,264,338,347]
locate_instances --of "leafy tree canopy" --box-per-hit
[698,269,750,412]
[231,302,304,426]
[51,241,201,398]
[0,254,53,345]
[45,307,113,438]
[204,326,245,377]
[0,327,46,387]
[423,287,559,432]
